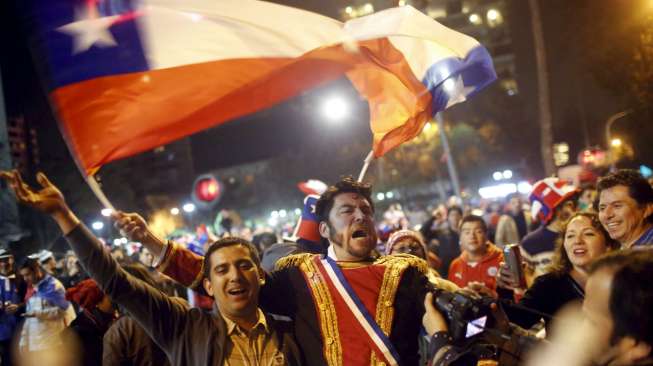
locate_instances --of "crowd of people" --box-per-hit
[0,167,651,366]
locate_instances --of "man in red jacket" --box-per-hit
[447,215,503,295]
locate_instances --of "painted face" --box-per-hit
[563,216,610,270]
[599,185,653,245]
[320,192,377,261]
[459,221,488,256]
[390,237,425,259]
[203,245,263,322]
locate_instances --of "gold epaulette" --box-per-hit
[274,253,315,271]
[376,253,431,276]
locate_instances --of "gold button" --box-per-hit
[384,300,393,307]
[326,337,333,345]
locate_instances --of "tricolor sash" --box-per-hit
[321,255,402,366]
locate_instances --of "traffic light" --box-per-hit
[192,174,222,208]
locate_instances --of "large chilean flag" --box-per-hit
[25,0,496,175]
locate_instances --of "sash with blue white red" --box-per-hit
[321,252,402,366]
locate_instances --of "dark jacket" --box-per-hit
[103,316,171,366]
[65,224,303,366]
[66,308,113,366]
[498,271,584,332]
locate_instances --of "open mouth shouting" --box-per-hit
[226,286,249,300]
[351,229,369,239]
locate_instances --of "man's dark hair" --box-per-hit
[19,257,41,273]
[588,249,653,346]
[203,237,260,278]
[252,232,278,254]
[448,205,463,217]
[315,176,374,223]
[597,169,653,223]
[458,215,488,233]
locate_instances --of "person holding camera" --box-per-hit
[422,289,537,366]
[497,212,619,333]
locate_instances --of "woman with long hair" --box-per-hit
[497,212,619,333]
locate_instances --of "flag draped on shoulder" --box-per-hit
[25,0,496,174]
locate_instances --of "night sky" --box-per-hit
[1,0,651,213]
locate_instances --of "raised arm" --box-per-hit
[0,170,188,352]
[113,211,205,289]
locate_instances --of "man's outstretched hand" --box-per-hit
[0,170,67,215]
[1,170,79,234]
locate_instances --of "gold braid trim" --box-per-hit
[300,256,342,366]
[378,253,431,276]
[274,253,314,271]
[189,260,205,290]
[156,240,177,273]
[369,255,412,366]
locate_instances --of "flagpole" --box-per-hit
[357,150,375,182]
[436,112,462,199]
[85,175,116,212]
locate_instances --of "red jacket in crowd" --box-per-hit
[447,243,504,291]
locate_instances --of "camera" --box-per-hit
[430,288,541,365]
[431,288,495,343]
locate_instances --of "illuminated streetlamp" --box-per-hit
[605,110,631,172]
[322,96,348,121]
[611,138,622,148]
[182,203,196,213]
[91,221,104,231]
[170,207,180,215]
[469,13,482,24]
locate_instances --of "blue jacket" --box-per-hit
[0,275,19,341]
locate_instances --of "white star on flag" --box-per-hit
[57,7,120,54]
[444,75,476,109]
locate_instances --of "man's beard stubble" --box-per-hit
[327,222,375,260]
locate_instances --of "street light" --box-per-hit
[101,208,113,217]
[182,203,195,213]
[170,207,180,215]
[469,13,482,24]
[91,221,104,231]
[611,138,622,148]
[605,110,631,171]
[322,96,348,122]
